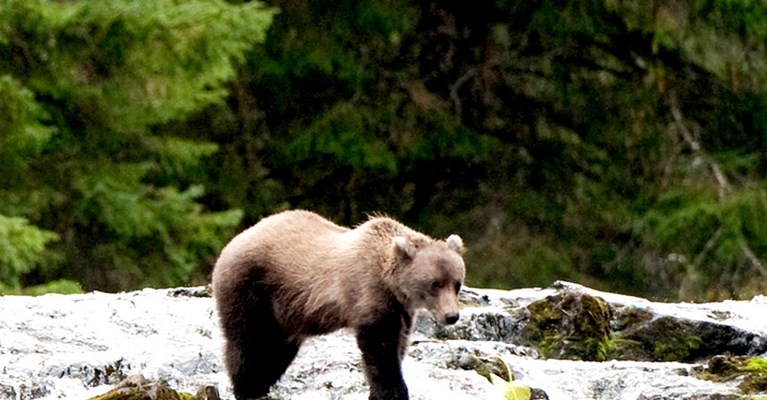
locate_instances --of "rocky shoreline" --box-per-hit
[1,282,766,399]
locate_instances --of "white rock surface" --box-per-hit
[0,282,766,400]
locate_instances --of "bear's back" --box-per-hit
[214,210,351,277]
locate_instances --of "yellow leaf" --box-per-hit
[490,373,532,400]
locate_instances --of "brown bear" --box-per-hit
[211,210,465,400]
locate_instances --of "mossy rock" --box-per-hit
[520,289,612,361]
[612,312,765,362]
[697,355,767,395]
[612,316,704,362]
[611,305,653,331]
[88,385,189,400]
[453,353,550,399]
[87,375,216,400]
[610,298,767,362]
[454,353,510,382]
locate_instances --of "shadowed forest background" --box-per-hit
[2,0,767,301]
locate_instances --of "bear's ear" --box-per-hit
[446,234,464,254]
[393,236,417,260]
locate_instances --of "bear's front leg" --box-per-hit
[356,315,410,400]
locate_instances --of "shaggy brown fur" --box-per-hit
[212,210,465,400]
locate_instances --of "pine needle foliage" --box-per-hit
[0,0,274,292]
[194,0,767,300]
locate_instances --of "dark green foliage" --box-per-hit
[2,0,766,299]
[0,0,273,292]
[201,0,766,300]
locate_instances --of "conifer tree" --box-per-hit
[0,0,274,291]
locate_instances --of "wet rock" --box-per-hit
[0,385,15,399]
[418,310,519,343]
[87,374,203,400]
[194,385,220,400]
[431,282,767,364]
[167,287,212,298]
[520,290,612,361]
[2,282,767,399]
[610,306,767,363]
[0,287,505,400]
[695,355,767,395]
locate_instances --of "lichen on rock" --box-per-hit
[696,355,767,395]
[615,316,704,361]
[453,352,510,383]
[520,289,613,361]
[516,282,767,364]
[612,311,767,362]
[88,375,193,400]
[87,375,220,400]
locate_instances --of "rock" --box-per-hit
[194,386,220,400]
[694,355,767,395]
[1,281,767,399]
[611,305,767,362]
[519,290,612,361]
[431,281,767,364]
[87,375,195,400]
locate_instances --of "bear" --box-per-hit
[211,210,466,400]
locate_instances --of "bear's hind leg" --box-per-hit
[218,280,299,399]
[225,333,299,399]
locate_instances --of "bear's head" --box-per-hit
[391,234,466,325]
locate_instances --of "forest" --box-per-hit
[2,0,767,301]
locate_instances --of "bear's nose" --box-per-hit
[444,312,459,325]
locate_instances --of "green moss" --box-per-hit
[88,386,184,400]
[457,354,510,383]
[521,291,613,361]
[87,375,201,400]
[594,336,618,361]
[697,356,767,395]
[612,315,708,362]
[744,357,767,373]
[651,332,703,362]
[742,374,767,395]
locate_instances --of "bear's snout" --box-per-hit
[444,312,459,325]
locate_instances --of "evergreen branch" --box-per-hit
[668,94,767,280]
[692,227,722,269]
[668,94,731,198]
[739,238,767,279]
[449,67,476,119]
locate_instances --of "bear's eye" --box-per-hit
[430,280,442,292]
[454,282,462,294]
